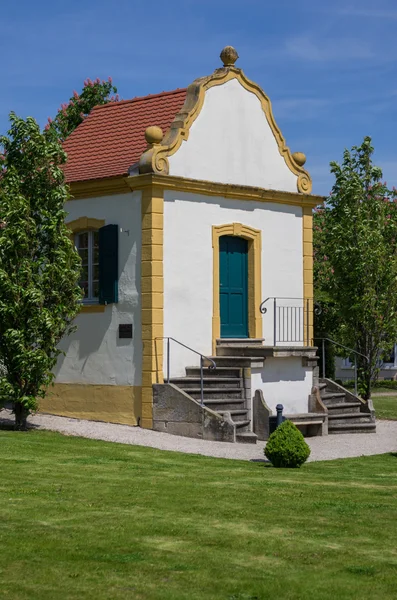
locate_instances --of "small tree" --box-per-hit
[264,420,310,468]
[47,77,118,141]
[0,114,82,428]
[315,137,397,399]
[313,209,342,379]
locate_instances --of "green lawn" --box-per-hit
[372,395,397,420]
[1,431,397,600]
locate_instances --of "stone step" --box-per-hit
[204,356,264,368]
[170,377,242,389]
[236,432,258,444]
[216,346,268,357]
[234,419,251,429]
[319,382,327,390]
[186,366,242,378]
[204,398,246,411]
[328,413,373,425]
[285,412,325,422]
[326,402,362,414]
[328,422,376,434]
[217,409,248,417]
[321,392,347,404]
[183,388,244,400]
[216,338,265,346]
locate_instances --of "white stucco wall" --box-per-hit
[55,191,142,386]
[168,78,298,193]
[252,358,312,415]
[163,191,303,377]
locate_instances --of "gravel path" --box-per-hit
[1,409,397,462]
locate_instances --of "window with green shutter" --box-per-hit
[99,224,119,304]
[75,230,100,302]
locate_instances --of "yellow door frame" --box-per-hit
[212,223,262,353]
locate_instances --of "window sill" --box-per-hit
[79,304,105,314]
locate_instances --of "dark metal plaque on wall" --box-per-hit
[119,324,133,339]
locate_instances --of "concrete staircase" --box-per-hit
[169,340,266,444]
[319,378,376,434]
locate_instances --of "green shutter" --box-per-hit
[99,224,118,304]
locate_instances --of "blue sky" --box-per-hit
[1,0,397,195]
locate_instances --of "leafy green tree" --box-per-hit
[0,114,82,428]
[314,137,397,399]
[313,207,342,379]
[47,77,118,141]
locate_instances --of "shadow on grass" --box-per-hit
[250,458,273,467]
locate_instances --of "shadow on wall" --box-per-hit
[55,308,113,375]
[165,190,302,220]
[54,220,142,383]
[258,357,307,384]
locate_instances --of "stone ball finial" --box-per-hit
[220,46,239,67]
[292,152,307,167]
[145,126,163,145]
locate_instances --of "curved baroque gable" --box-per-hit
[139,56,312,194]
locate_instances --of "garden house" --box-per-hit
[40,46,332,442]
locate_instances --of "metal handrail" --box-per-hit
[259,297,308,314]
[314,337,369,397]
[155,337,216,406]
[259,297,316,346]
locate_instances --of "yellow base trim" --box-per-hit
[40,384,142,426]
[79,304,106,314]
[212,223,262,353]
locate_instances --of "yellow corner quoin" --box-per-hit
[141,184,165,429]
[212,223,262,353]
[40,384,142,426]
[302,206,314,346]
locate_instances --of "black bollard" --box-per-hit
[276,404,284,428]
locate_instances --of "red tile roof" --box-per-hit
[63,88,187,183]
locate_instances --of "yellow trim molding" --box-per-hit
[127,174,323,208]
[66,216,105,232]
[141,184,164,429]
[139,66,312,194]
[40,383,141,426]
[69,173,324,206]
[212,223,262,352]
[68,176,130,200]
[303,206,314,346]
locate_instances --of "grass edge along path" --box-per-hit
[372,395,397,420]
[1,429,397,600]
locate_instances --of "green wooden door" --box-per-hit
[220,236,248,338]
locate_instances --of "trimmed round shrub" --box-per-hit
[264,420,310,468]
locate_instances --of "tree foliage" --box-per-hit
[314,137,397,399]
[47,77,118,141]
[0,114,82,428]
